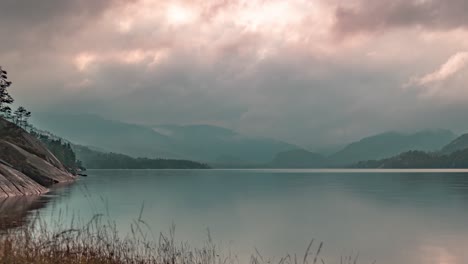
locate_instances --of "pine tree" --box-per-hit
[13,106,31,128]
[0,66,14,116]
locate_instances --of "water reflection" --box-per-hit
[0,181,75,231]
[0,195,50,230]
[3,170,468,264]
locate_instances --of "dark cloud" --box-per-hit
[1,0,468,148]
[334,0,468,36]
[0,0,112,24]
[0,0,131,51]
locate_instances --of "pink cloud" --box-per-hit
[406,52,468,87]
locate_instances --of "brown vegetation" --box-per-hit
[0,213,366,264]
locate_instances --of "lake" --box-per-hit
[4,169,468,264]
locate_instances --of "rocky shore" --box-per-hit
[0,117,75,197]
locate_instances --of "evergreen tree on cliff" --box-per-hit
[0,66,14,116]
[13,106,31,129]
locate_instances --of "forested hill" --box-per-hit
[328,130,456,166]
[440,133,468,154]
[31,113,298,165]
[72,145,210,169]
[32,131,209,170]
[0,66,76,197]
[353,148,468,168]
[33,132,83,173]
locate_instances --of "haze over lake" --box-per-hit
[3,1,468,263]
[30,169,468,264]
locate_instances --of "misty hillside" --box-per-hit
[329,130,456,166]
[353,148,468,169]
[32,113,297,164]
[268,149,327,168]
[72,145,209,169]
[153,124,297,164]
[31,113,180,159]
[440,133,468,154]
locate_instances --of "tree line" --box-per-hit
[0,66,209,171]
[0,66,32,129]
[73,145,210,169]
[0,66,83,173]
[31,131,84,172]
[353,149,468,168]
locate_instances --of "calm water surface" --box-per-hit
[17,170,468,263]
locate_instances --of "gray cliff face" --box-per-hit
[0,118,75,197]
[0,164,48,197]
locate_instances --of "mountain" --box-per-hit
[32,113,298,165]
[329,130,456,166]
[268,149,327,168]
[72,145,209,169]
[0,117,75,197]
[353,148,468,168]
[440,133,468,154]
[31,113,181,159]
[153,124,298,164]
[353,151,444,168]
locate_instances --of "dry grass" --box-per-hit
[0,212,368,264]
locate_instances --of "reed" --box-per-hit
[0,212,369,264]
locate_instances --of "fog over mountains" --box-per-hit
[31,113,296,165]
[328,130,457,166]
[31,113,462,168]
[440,133,468,154]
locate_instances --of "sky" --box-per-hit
[1,0,468,148]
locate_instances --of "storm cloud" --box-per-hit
[334,0,468,35]
[1,0,468,148]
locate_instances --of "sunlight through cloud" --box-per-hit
[166,3,197,26]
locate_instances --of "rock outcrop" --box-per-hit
[0,117,75,197]
[0,164,48,197]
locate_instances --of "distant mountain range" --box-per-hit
[440,133,468,154]
[268,149,326,168]
[353,132,468,168]
[270,130,457,168]
[31,113,180,159]
[327,130,456,166]
[152,124,297,165]
[72,145,209,169]
[31,113,297,165]
[353,148,468,169]
[32,113,465,168]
